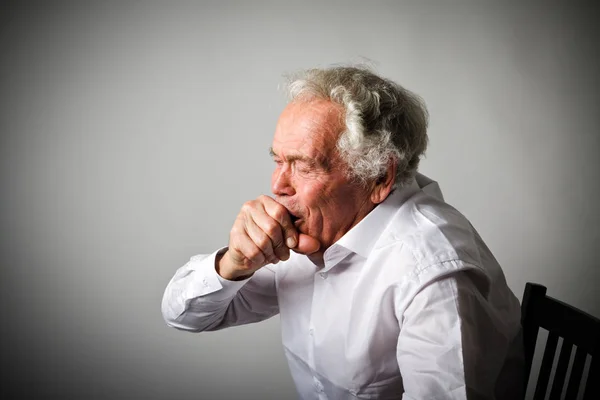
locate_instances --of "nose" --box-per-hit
[271,164,295,196]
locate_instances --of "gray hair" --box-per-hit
[285,66,429,188]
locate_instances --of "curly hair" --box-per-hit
[285,66,429,188]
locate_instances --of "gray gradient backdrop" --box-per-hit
[1,1,599,399]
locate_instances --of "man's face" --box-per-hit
[270,99,375,254]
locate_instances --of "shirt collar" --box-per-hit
[415,172,444,201]
[332,178,421,260]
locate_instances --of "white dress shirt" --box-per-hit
[162,174,524,400]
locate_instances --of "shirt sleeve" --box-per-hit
[396,266,518,400]
[161,248,279,332]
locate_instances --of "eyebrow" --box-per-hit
[269,147,310,162]
[269,147,328,169]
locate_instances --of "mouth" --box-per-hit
[281,204,302,228]
[288,213,302,228]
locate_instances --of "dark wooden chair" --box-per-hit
[521,282,599,399]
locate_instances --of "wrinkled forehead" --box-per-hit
[272,99,345,158]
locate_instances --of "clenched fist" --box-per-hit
[216,195,320,280]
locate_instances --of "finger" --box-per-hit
[232,228,268,268]
[244,213,279,264]
[293,233,321,255]
[251,206,290,261]
[260,195,297,248]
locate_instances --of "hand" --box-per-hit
[217,195,320,280]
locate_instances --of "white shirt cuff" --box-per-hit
[184,247,252,302]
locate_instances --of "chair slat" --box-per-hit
[536,297,599,355]
[522,283,545,387]
[583,357,598,400]
[534,332,559,400]
[521,283,600,400]
[565,346,587,400]
[549,339,572,400]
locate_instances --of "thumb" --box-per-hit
[292,233,321,255]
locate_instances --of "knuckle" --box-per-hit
[256,235,271,251]
[264,220,279,238]
[272,205,286,221]
[248,248,264,263]
[242,199,261,213]
[241,201,253,213]
[230,224,243,237]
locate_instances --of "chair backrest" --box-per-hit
[521,282,599,400]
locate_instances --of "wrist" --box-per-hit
[216,250,253,281]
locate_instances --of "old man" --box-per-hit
[162,66,524,399]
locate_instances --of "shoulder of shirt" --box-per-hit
[374,190,485,276]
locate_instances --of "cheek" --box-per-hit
[320,184,362,216]
[299,185,341,227]
[297,181,326,208]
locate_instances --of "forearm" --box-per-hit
[161,249,279,332]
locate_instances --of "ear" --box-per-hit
[370,161,397,204]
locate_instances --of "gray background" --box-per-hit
[1,1,599,399]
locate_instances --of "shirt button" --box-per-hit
[308,328,314,336]
[314,380,323,392]
[319,272,328,279]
